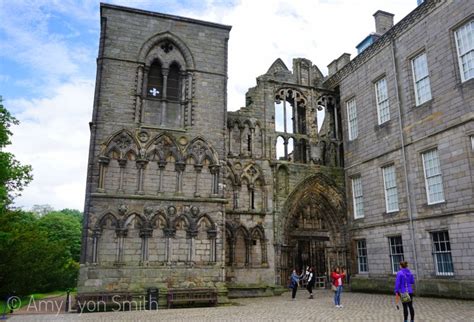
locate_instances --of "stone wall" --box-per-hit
[328,0,474,299]
[79,3,231,299]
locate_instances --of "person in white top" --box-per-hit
[306,267,316,299]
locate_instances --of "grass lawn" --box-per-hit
[0,290,73,314]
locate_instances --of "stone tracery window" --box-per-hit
[138,38,192,128]
[274,89,307,135]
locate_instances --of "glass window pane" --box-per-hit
[347,99,358,140]
[455,20,474,82]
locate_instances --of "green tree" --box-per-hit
[0,97,32,209]
[38,210,82,261]
[59,208,83,225]
[0,211,67,296]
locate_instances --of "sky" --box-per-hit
[0,0,417,211]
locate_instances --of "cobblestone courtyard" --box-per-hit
[9,290,474,321]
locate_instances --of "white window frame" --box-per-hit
[346,98,358,140]
[422,149,445,205]
[411,52,432,106]
[382,165,399,213]
[388,236,404,274]
[356,239,368,273]
[352,176,364,219]
[454,19,474,82]
[375,78,390,124]
[431,231,454,276]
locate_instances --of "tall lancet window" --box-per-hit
[167,63,180,101]
[147,60,163,98]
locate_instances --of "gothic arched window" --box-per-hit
[147,60,163,98]
[167,63,180,101]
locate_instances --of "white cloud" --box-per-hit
[2,0,416,210]
[6,80,94,210]
[178,0,416,110]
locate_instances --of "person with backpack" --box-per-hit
[394,261,415,322]
[306,266,316,299]
[331,266,346,308]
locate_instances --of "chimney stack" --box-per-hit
[373,10,394,35]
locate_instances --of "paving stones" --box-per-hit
[9,290,474,321]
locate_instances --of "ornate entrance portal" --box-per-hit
[277,174,346,286]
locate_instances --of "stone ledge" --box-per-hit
[226,283,285,298]
[91,192,227,203]
[350,276,474,300]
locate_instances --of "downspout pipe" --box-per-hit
[390,40,419,280]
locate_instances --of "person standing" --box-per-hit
[290,269,304,300]
[306,267,316,299]
[394,261,415,322]
[331,266,346,308]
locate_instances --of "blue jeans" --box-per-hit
[334,285,343,305]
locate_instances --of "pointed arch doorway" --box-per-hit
[277,173,346,287]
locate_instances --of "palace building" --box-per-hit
[78,0,474,302]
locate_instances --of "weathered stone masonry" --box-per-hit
[79,0,474,302]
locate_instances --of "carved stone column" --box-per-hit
[91,229,102,264]
[248,184,255,210]
[250,127,255,157]
[208,229,217,263]
[233,189,238,210]
[115,228,128,264]
[136,159,148,195]
[135,65,144,123]
[261,238,268,265]
[157,160,166,193]
[245,237,251,267]
[187,229,198,263]
[140,228,153,263]
[186,71,193,127]
[175,161,186,194]
[238,124,245,156]
[194,164,203,197]
[229,237,236,267]
[163,228,175,264]
[117,158,127,193]
[160,68,169,126]
[209,165,220,196]
[97,156,110,193]
[227,126,233,157]
[180,71,187,128]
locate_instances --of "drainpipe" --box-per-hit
[390,40,419,280]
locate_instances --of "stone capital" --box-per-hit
[207,229,217,239]
[118,158,127,168]
[175,161,186,172]
[115,228,128,237]
[98,156,110,165]
[139,228,153,238]
[187,229,198,238]
[209,164,220,174]
[164,228,176,238]
[136,159,148,169]
[158,160,167,169]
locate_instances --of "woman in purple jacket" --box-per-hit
[394,261,415,322]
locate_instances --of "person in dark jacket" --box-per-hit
[306,267,316,299]
[394,261,415,322]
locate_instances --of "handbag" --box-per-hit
[331,284,337,292]
[400,273,411,303]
